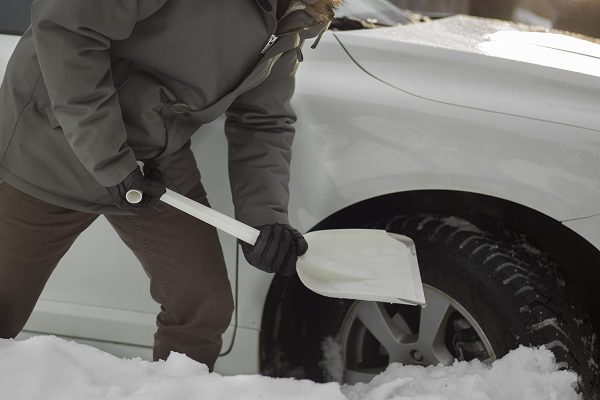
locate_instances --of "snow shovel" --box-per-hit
[126,188,426,306]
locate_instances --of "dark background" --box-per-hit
[0,0,31,35]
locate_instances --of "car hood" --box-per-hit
[334,16,600,131]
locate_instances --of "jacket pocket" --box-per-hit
[116,69,176,160]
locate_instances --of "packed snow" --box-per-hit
[0,336,580,400]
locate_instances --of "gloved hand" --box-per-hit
[106,162,166,210]
[241,224,309,276]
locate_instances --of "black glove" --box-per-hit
[241,223,309,276]
[106,162,166,210]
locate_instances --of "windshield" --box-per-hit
[1,0,598,40]
[335,0,600,39]
[336,0,417,25]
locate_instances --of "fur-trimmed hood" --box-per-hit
[299,0,344,22]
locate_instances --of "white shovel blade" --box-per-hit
[297,229,426,306]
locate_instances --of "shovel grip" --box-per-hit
[125,189,143,204]
[126,188,260,246]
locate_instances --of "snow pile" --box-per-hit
[320,336,344,382]
[0,336,344,400]
[0,336,580,400]
[342,347,579,400]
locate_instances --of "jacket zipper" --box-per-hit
[172,15,326,113]
[227,32,278,92]
[261,34,279,54]
[228,21,323,93]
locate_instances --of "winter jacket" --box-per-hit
[0,0,339,226]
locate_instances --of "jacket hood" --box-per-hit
[300,0,344,22]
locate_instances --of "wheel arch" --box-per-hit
[259,189,600,375]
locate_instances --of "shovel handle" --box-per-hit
[125,189,143,204]
[126,188,260,246]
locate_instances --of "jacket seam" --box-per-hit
[0,72,44,166]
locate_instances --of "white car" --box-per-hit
[1,0,599,396]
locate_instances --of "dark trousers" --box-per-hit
[0,180,234,370]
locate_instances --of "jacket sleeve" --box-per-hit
[30,0,168,187]
[224,48,301,227]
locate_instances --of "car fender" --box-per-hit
[232,33,600,333]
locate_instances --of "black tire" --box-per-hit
[305,214,599,398]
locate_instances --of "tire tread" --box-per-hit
[382,214,599,397]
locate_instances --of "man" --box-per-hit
[0,0,341,370]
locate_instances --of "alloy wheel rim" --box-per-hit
[336,284,496,384]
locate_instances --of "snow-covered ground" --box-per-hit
[0,336,579,400]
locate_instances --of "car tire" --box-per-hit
[304,214,599,398]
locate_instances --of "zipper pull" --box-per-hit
[296,47,304,62]
[261,34,279,54]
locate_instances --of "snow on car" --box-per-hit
[1,0,599,398]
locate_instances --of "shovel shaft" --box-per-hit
[126,190,426,305]
[127,188,260,245]
[161,189,260,245]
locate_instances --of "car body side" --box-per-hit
[1,17,599,374]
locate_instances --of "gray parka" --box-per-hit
[0,0,339,226]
